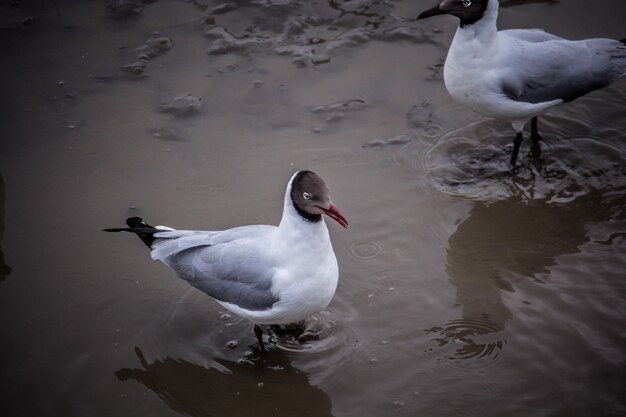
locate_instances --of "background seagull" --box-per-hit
[417,0,626,165]
[104,171,347,351]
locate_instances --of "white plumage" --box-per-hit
[418,0,626,164]
[105,171,347,350]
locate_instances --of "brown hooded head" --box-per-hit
[290,171,348,228]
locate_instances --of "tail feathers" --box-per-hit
[103,217,158,248]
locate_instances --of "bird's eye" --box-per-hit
[461,0,472,7]
[303,192,312,200]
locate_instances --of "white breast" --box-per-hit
[266,229,339,324]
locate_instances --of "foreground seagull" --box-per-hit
[417,0,626,165]
[104,171,347,351]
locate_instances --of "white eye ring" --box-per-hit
[303,192,312,200]
[461,0,472,7]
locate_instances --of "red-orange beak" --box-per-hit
[317,204,348,228]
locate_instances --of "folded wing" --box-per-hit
[498,34,626,104]
[151,225,279,311]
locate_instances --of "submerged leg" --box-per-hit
[254,324,266,352]
[531,116,542,142]
[510,132,524,166]
[529,139,543,162]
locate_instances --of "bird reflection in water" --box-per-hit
[116,347,334,417]
[428,189,625,364]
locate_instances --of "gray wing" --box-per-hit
[151,225,278,311]
[151,225,274,259]
[498,35,626,104]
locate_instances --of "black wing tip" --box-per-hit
[126,216,153,228]
[103,227,128,232]
[621,38,626,45]
[104,217,157,248]
[103,217,149,232]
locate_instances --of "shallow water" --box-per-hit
[0,0,625,416]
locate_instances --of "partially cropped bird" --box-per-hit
[417,0,626,165]
[104,171,348,351]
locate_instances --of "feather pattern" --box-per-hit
[151,226,279,311]
[137,171,343,325]
[499,34,626,104]
[441,0,626,131]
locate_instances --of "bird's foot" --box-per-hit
[269,321,321,343]
[270,321,305,336]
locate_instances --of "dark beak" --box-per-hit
[417,4,446,20]
[317,204,348,229]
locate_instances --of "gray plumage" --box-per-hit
[151,226,278,311]
[416,0,626,165]
[103,170,347,332]
[499,31,626,104]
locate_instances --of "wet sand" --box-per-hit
[0,1,625,416]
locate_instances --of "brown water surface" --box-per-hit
[1,1,625,416]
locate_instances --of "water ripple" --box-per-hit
[271,312,342,351]
[416,115,626,203]
[424,317,507,372]
[349,240,383,260]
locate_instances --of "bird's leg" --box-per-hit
[510,132,524,166]
[531,116,542,142]
[254,324,266,352]
[529,139,543,162]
